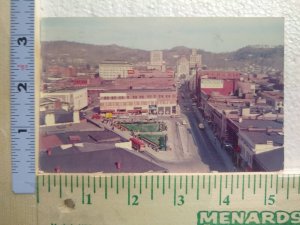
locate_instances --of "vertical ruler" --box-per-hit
[10,0,35,193]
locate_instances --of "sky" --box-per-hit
[41,17,284,53]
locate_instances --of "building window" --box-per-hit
[139,96,144,99]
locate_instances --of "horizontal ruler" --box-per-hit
[10,0,36,193]
[37,173,300,225]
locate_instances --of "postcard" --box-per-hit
[39,18,284,173]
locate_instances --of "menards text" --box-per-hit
[197,211,300,225]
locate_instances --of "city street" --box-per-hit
[170,82,235,172]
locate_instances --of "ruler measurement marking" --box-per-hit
[203,175,205,189]
[65,175,67,188]
[236,174,239,189]
[36,176,39,203]
[116,176,119,194]
[71,176,73,193]
[254,174,256,194]
[173,176,177,206]
[59,176,62,199]
[231,175,233,194]
[76,176,79,188]
[298,176,300,194]
[185,175,188,195]
[99,176,102,189]
[214,175,216,189]
[276,174,279,194]
[242,175,245,200]
[248,174,250,189]
[54,175,56,187]
[42,175,45,187]
[191,175,194,189]
[225,175,228,189]
[180,175,182,189]
[197,175,199,200]
[145,176,148,189]
[139,176,142,194]
[48,175,50,192]
[219,176,222,205]
[168,175,171,189]
[134,176,136,189]
[88,176,90,188]
[82,176,84,204]
[122,176,124,189]
[208,176,211,195]
[162,175,165,195]
[270,174,273,188]
[264,174,268,206]
[93,176,96,194]
[105,177,108,199]
[151,176,154,200]
[127,176,130,206]
[156,175,159,189]
[287,175,290,199]
[293,175,295,189]
[259,174,262,189]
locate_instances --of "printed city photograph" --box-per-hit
[39,18,284,173]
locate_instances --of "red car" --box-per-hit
[92,113,101,119]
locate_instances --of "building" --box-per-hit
[148,51,166,72]
[238,130,283,171]
[40,109,80,127]
[41,88,88,111]
[195,70,241,102]
[189,49,202,69]
[128,69,174,78]
[260,91,284,111]
[98,77,178,115]
[226,118,283,168]
[176,56,190,78]
[99,60,134,80]
[236,79,256,98]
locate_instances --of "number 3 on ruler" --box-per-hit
[17,37,27,46]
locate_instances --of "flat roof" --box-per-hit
[233,119,283,130]
[39,147,166,173]
[44,87,87,93]
[254,147,284,171]
[240,130,284,146]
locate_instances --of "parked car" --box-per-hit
[92,113,101,119]
[198,123,205,129]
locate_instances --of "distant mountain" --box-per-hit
[41,41,284,72]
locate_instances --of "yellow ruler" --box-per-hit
[36,173,300,225]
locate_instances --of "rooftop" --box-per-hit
[44,87,87,93]
[240,130,284,146]
[254,147,284,171]
[39,147,166,173]
[233,119,283,130]
[98,77,176,91]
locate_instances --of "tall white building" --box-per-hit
[176,56,189,78]
[189,49,202,69]
[148,50,166,71]
[99,60,134,80]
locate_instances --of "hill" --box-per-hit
[41,41,283,72]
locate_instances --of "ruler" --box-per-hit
[10,0,36,193]
[36,173,300,225]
